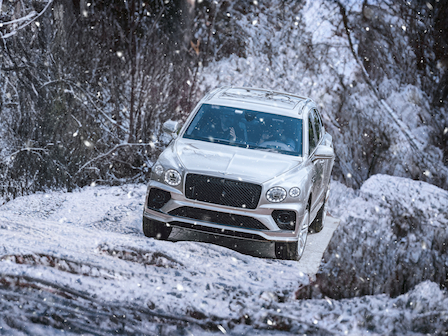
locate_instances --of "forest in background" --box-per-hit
[1,0,447,202]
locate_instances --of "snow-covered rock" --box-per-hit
[298,174,448,300]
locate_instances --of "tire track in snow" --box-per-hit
[1,253,131,280]
[0,275,228,335]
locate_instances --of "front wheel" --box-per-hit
[309,197,327,234]
[142,217,172,240]
[275,207,309,261]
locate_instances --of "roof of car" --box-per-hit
[203,87,312,117]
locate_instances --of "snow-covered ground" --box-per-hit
[1,177,446,335]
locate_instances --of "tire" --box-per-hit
[309,197,326,234]
[275,207,309,261]
[142,216,172,240]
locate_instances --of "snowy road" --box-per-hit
[170,215,340,279]
[0,184,328,335]
[1,182,446,335]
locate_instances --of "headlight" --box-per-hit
[153,164,164,176]
[289,187,301,197]
[266,187,287,203]
[164,169,181,186]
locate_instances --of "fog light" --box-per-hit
[147,188,171,209]
[272,210,296,230]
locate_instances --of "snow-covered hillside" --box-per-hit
[196,0,448,190]
[1,177,446,335]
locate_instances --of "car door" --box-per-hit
[308,109,325,212]
[307,110,321,210]
[314,110,333,195]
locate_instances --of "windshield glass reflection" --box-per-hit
[183,104,303,156]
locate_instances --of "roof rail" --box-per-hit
[204,86,230,101]
[297,98,312,114]
[227,87,308,100]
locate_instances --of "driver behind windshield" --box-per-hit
[258,119,296,151]
[186,106,246,144]
[216,113,245,143]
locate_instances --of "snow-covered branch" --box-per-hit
[336,0,448,180]
[75,142,161,175]
[0,0,53,39]
[0,11,37,26]
[9,147,49,158]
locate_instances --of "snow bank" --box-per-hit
[0,184,310,334]
[298,174,448,301]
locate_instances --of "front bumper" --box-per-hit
[143,180,307,243]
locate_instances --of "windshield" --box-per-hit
[183,104,303,156]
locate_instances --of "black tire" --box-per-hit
[142,217,172,240]
[309,198,326,234]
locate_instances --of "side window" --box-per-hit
[308,112,317,153]
[312,109,322,144]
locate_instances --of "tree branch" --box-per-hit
[336,0,448,178]
[75,143,161,175]
[9,147,49,158]
[0,0,53,40]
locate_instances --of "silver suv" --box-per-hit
[143,87,334,260]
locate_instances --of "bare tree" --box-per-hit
[0,0,205,200]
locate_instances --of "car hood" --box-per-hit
[173,138,302,184]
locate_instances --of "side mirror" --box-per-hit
[162,120,180,138]
[313,144,334,160]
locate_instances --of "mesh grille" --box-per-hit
[185,174,262,209]
[169,207,268,230]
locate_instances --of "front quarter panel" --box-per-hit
[150,140,186,192]
[259,160,314,217]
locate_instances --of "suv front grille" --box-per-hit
[169,207,268,230]
[185,174,262,209]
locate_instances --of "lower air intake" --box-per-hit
[169,207,268,230]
